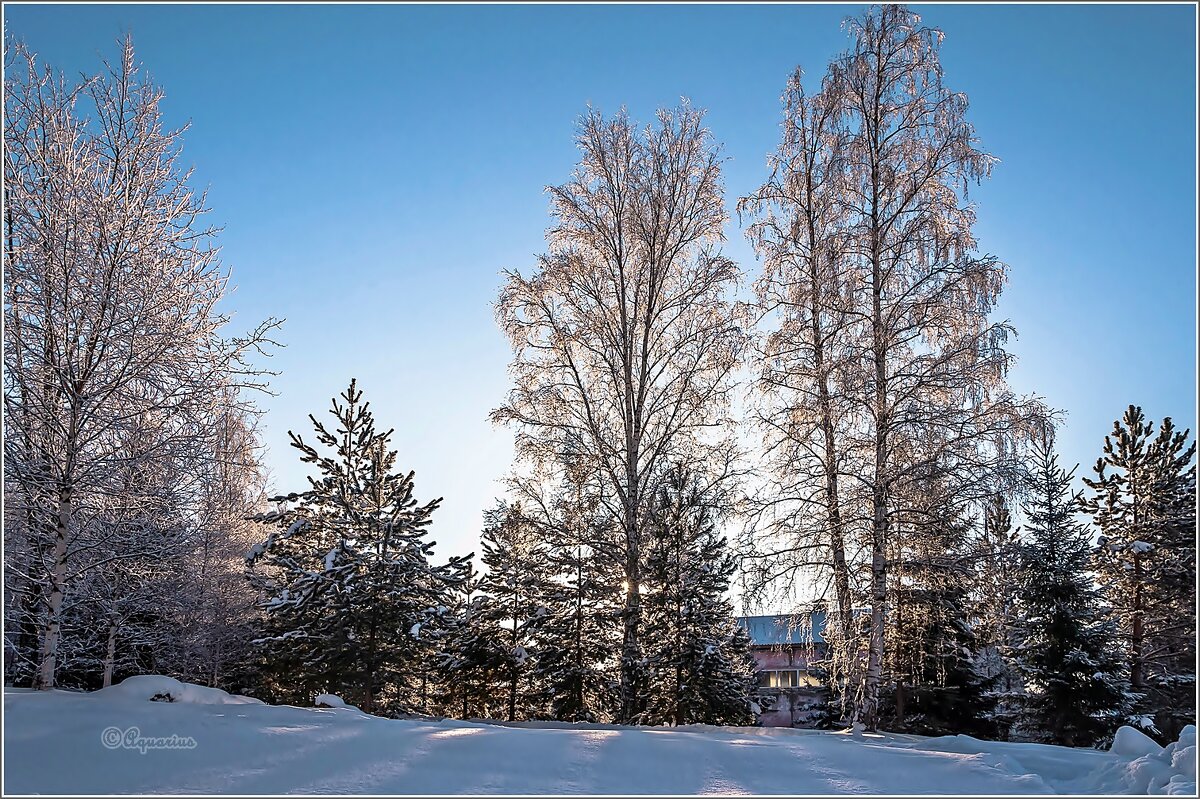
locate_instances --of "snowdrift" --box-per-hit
[94,675,265,706]
[1104,724,1197,795]
[3,678,1195,795]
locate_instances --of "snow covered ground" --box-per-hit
[3,677,1195,795]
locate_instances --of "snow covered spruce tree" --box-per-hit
[1012,433,1131,747]
[436,559,508,720]
[247,380,468,714]
[476,501,550,721]
[526,463,622,722]
[493,103,746,723]
[640,467,760,726]
[3,37,277,690]
[973,494,1026,739]
[1082,406,1196,741]
[882,469,994,737]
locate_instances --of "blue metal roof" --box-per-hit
[737,612,827,646]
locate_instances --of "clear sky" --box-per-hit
[5,3,1196,572]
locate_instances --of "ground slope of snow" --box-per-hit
[3,682,1195,795]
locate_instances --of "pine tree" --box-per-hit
[1082,406,1196,741]
[476,501,549,721]
[435,560,508,720]
[973,494,1025,739]
[1013,435,1131,747]
[527,471,622,722]
[641,467,760,726]
[246,380,467,715]
[532,544,622,721]
[883,473,995,737]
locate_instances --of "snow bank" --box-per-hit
[314,693,362,712]
[314,692,346,708]
[3,681,1195,795]
[1112,725,1165,759]
[1100,725,1197,796]
[96,675,264,705]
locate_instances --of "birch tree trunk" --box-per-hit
[34,488,71,690]
[102,617,118,688]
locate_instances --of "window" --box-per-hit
[763,670,820,689]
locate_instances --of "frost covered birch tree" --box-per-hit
[493,103,745,722]
[832,5,1035,728]
[741,5,1040,729]
[738,66,864,716]
[3,38,278,690]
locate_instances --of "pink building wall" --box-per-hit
[752,644,828,728]
[753,647,819,670]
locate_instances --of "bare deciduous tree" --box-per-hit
[739,66,865,716]
[3,37,278,689]
[739,5,1042,729]
[493,103,745,721]
[834,5,1036,728]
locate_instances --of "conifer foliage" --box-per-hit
[528,473,623,722]
[1012,435,1131,747]
[247,380,468,715]
[1083,406,1197,741]
[974,495,1026,739]
[477,501,549,721]
[641,468,760,726]
[883,476,994,737]
[436,560,507,720]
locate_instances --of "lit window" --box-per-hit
[769,670,797,688]
[766,670,820,688]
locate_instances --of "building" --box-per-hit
[738,612,830,727]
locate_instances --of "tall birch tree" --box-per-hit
[741,5,1038,729]
[493,103,745,722]
[739,66,865,717]
[3,38,278,689]
[833,5,1032,728]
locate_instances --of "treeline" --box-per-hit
[3,5,1194,748]
[832,411,1195,748]
[244,381,759,724]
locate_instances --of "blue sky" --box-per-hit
[5,3,1196,569]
